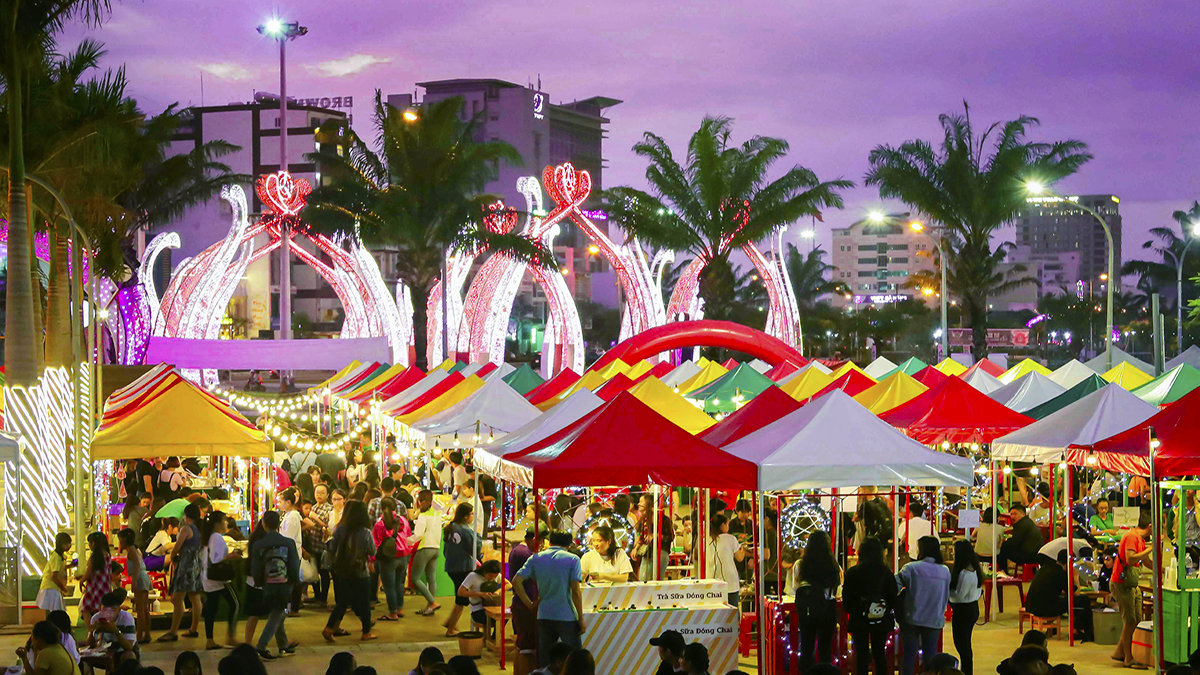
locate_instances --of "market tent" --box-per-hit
[379,367,451,410]
[477,391,756,490]
[92,373,272,459]
[502,364,545,396]
[1166,344,1200,371]
[1021,374,1108,420]
[800,369,877,403]
[331,361,388,394]
[720,358,740,370]
[104,363,177,419]
[536,370,609,411]
[484,389,604,458]
[447,361,469,374]
[993,384,1159,463]
[662,361,702,388]
[764,361,799,382]
[863,356,898,380]
[748,359,771,374]
[431,358,458,372]
[934,358,968,376]
[778,367,835,401]
[1066,386,1200,477]
[594,373,637,401]
[964,359,1006,378]
[396,375,486,425]
[697,357,712,367]
[961,368,1004,395]
[830,361,872,381]
[413,378,541,441]
[311,360,360,391]
[625,360,655,381]
[1131,363,1200,407]
[676,361,730,394]
[987,372,1067,413]
[348,366,424,404]
[1086,347,1153,374]
[698,386,801,447]
[592,359,632,379]
[879,375,1034,444]
[525,369,580,405]
[341,363,407,400]
[776,361,831,385]
[998,358,1051,385]
[882,357,928,379]
[684,363,776,413]
[626,377,717,434]
[1050,360,1096,389]
[853,371,928,414]
[723,389,975,490]
[325,361,380,394]
[636,361,675,383]
[1102,361,1154,390]
[912,366,949,388]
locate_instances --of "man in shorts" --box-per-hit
[1110,511,1152,668]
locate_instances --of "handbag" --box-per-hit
[300,557,319,583]
[207,558,237,582]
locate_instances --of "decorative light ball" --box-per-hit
[780,498,832,549]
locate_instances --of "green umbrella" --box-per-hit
[1023,374,1108,420]
[503,364,545,396]
[1132,363,1200,406]
[155,498,190,520]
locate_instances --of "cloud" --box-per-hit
[304,53,392,78]
[196,62,256,82]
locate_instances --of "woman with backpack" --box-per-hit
[373,497,413,621]
[793,530,841,671]
[441,503,478,637]
[895,536,951,675]
[949,539,984,675]
[842,537,898,675]
[322,500,377,642]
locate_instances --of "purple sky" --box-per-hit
[64,1,1200,276]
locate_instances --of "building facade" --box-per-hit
[1017,194,1121,287]
[830,214,940,309]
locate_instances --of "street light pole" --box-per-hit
[902,218,949,360]
[1161,229,1199,355]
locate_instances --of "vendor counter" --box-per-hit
[580,580,737,675]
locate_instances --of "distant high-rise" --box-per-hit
[1017,194,1121,287]
[830,214,940,309]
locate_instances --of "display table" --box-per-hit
[581,580,737,675]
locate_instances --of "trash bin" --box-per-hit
[457,631,484,659]
[1092,607,1123,645]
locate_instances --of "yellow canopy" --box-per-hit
[853,371,929,414]
[312,360,361,390]
[676,361,729,394]
[625,360,655,381]
[341,363,407,399]
[92,378,272,460]
[830,361,873,382]
[627,377,716,434]
[1102,361,1154,390]
[696,357,712,367]
[396,375,486,425]
[432,358,458,372]
[779,368,835,401]
[933,358,968,376]
[999,358,1052,384]
[593,359,631,380]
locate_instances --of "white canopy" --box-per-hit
[1050,359,1095,389]
[379,369,450,414]
[962,368,1004,395]
[662,361,702,387]
[482,389,603,458]
[412,378,540,441]
[777,360,832,385]
[863,356,898,380]
[485,362,517,381]
[987,372,1066,413]
[721,389,975,490]
[748,359,771,374]
[1166,345,1200,371]
[1086,347,1153,374]
[991,383,1160,463]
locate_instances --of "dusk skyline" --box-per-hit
[63,0,1200,276]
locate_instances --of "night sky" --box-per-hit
[62,0,1200,275]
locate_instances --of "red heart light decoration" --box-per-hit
[482,201,519,234]
[542,162,591,209]
[255,171,312,216]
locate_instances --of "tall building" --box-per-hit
[386,80,620,309]
[155,96,349,337]
[1017,194,1121,287]
[830,214,940,309]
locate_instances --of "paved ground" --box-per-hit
[0,585,1134,674]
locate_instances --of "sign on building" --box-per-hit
[948,328,1030,347]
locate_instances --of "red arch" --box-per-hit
[591,320,808,372]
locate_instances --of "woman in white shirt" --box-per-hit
[200,512,241,650]
[278,488,305,614]
[345,449,369,489]
[949,539,984,675]
[971,507,999,559]
[580,526,634,583]
[407,489,444,616]
[706,514,745,607]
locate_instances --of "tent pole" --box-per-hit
[1150,428,1162,675]
[499,479,507,671]
[755,491,766,675]
[891,486,898,570]
[990,457,997,622]
[653,484,660,581]
[776,494,783,601]
[1066,461,1074,646]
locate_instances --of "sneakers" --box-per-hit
[256,650,277,661]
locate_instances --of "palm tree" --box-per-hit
[784,243,848,309]
[0,0,111,385]
[865,102,1091,359]
[305,92,551,369]
[1122,202,1200,301]
[602,116,851,322]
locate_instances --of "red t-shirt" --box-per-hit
[1112,530,1146,583]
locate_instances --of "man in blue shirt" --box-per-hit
[513,531,585,667]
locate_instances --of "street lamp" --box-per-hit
[1026,182,1116,369]
[1157,222,1200,353]
[908,220,950,360]
[257,18,307,345]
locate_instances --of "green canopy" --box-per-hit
[1023,374,1108,420]
[503,363,545,396]
[880,356,928,380]
[684,363,777,413]
[1132,363,1200,406]
[447,361,468,374]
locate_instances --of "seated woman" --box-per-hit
[143,517,179,571]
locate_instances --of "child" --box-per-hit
[118,528,152,643]
[88,588,138,665]
[77,531,113,632]
[46,610,79,663]
[456,560,506,630]
[37,533,72,612]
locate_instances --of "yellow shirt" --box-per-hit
[40,552,65,591]
[35,644,79,675]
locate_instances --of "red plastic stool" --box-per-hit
[1019,564,1039,581]
[739,612,758,657]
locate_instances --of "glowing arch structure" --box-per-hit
[155,172,410,383]
[590,320,808,372]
